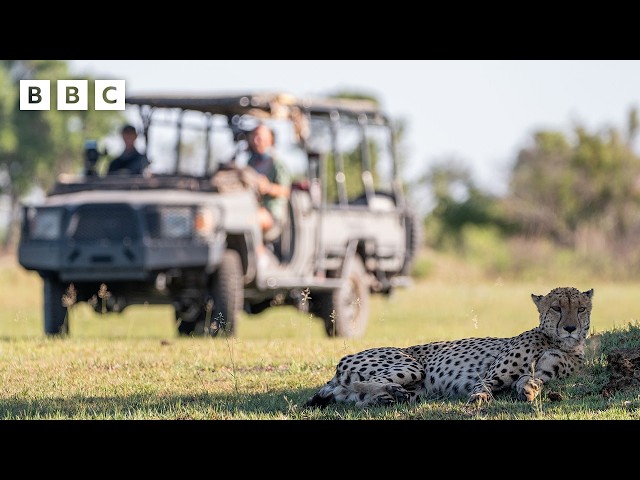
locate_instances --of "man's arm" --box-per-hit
[259,178,289,198]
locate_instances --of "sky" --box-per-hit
[69,60,640,198]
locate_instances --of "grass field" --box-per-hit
[1,251,640,420]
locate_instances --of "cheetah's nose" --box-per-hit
[564,325,577,333]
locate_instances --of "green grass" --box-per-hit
[1,253,640,419]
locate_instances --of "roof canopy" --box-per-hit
[125,91,389,124]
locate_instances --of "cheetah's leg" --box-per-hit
[341,366,426,407]
[514,349,582,402]
[467,364,514,406]
[351,378,411,406]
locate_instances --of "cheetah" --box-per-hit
[304,286,593,408]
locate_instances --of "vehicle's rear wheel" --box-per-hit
[43,276,69,336]
[402,207,424,275]
[317,255,370,339]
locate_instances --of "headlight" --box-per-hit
[27,207,63,240]
[194,207,220,239]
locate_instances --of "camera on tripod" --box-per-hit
[84,139,106,176]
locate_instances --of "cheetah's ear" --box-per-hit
[583,288,594,298]
[531,294,543,310]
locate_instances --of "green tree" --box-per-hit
[421,158,507,249]
[0,60,124,249]
[503,107,640,258]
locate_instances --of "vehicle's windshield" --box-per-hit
[144,109,234,176]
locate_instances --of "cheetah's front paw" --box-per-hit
[467,391,492,406]
[517,377,543,402]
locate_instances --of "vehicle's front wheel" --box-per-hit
[209,249,243,337]
[175,249,243,337]
[43,276,69,336]
[317,255,370,339]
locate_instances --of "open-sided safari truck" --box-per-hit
[18,92,421,338]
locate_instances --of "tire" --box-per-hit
[402,208,424,275]
[209,249,244,337]
[319,255,370,339]
[43,276,69,336]
[174,250,244,337]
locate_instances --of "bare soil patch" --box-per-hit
[601,346,640,397]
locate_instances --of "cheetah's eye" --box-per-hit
[578,307,586,313]
[551,306,561,312]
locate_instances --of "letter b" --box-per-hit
[30,87,42,103]
[58,80,88,110]
[20,80,50,110]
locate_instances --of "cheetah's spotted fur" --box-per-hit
[305,286,593,407]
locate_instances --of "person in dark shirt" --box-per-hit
[246,123,291,239]
[107,124,150,175]
[245,123,291,268]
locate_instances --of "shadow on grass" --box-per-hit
[0,385,628,420]
[0,387,498,420]
[0,389,313,420]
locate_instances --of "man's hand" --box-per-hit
[257,174,271,195]
[258,175,289,198]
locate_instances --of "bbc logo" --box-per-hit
[20,79,126,111]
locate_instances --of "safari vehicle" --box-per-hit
[18,92,421,338]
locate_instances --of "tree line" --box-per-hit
[419,107,640,278]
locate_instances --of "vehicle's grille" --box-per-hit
[67,205,140,242]
[144,206,194,239]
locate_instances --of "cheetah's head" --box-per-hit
[531,287,594,348]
